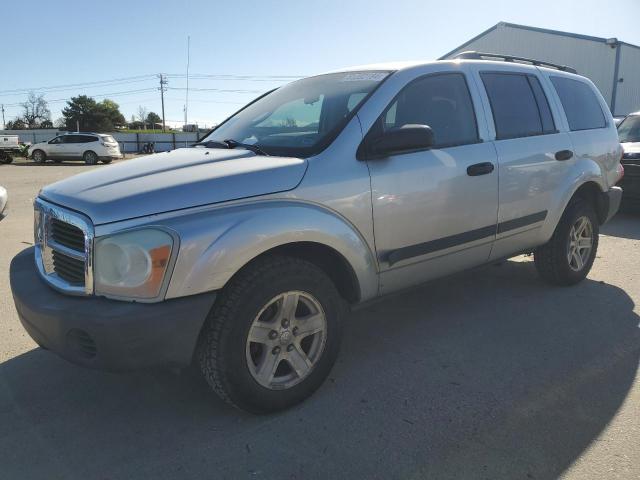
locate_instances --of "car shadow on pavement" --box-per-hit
[1,260,638,480]
[601,212,640,240]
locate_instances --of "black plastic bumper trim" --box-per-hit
[10,247,217,372]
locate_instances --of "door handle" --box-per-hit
[467,162,495,176]
[555,149,574,161]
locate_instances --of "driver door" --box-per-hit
[46,136,67,159]
[366,72,499,294]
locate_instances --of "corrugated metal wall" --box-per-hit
[615,44,640,115]
[442,24,640,116]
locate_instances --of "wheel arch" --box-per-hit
[164,201,379,303]
[570,181,610,225]
[234,241,361,304]
[31,149,46,161]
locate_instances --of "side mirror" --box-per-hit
[368,124,434,158]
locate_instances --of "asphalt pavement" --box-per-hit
[1,158,639,479]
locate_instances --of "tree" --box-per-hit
[146,111,162,127]
[5,119,26,130]
[18,92,51,128]
[61,96,125,132]
[99,99,126,128]
[137,106,149,129]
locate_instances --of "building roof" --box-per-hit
[440,21,640,60]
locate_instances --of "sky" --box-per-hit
[2,0,640,128]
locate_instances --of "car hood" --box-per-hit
[40,148,308,225]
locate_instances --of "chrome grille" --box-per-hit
[52,250,85,285]
[34,198,94,295]
[51,218,85,251]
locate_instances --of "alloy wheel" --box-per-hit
[245,291,327,390]
[567,215,593,272]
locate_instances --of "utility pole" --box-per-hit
[1,104,5,129]
[185,35,190,130]
[159,74,168,132]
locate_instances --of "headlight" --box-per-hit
[94,229,175,300]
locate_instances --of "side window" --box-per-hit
[49,137,62,144]
[81,135,98,143]
[380,73,479,148]
[347,92,367,112]
[528,77,556,134]
[481,72,555,140]
[61,135,76,143]
[550,77,606,131]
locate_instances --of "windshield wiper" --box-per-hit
[223,139,269,156]
[193,140,229,149]
[193,139,269,156]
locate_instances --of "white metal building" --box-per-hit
[441,22,640,116]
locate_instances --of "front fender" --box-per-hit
[164,200,379,301]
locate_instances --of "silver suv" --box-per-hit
[29,133,121,164]
[10,53,623,413]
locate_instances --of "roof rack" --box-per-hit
[454,51,577,74]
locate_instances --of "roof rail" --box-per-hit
[454,51,577,74]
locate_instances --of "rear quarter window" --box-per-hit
[550,77,607,131]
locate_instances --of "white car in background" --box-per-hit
[28,133,121,165]
[0,186,7,217]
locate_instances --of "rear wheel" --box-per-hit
[83,150,98,165]
[32,150,46,163]
[534,198,599,285]
[197,256,345,413]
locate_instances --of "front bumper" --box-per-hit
[619,160,640,210]
[599,186,622,224]
[10,247,217,372]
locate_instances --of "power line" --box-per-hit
[0,72,299,96]
[167,86,263,93]
[0,88,159,107]
[0,74,157,96]
[166,73,301,80]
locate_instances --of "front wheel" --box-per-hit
[197,256,344,413]
[32,150,46,163]
[534,198,599,286]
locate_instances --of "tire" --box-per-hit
[32,149,46,163]
[197,255,345,413]
[83,150,98,165]
[534,197,599,286]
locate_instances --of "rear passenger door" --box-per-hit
[65,135,91,157]
[472,65,575,260]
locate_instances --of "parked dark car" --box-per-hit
[618,112,640,211]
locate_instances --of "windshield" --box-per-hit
[200,71,390,157]
[618,115,640,143]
